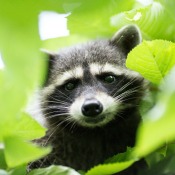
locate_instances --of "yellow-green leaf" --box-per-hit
[3,135,50,168]
[134,67,175,158]
[126,40,175,84]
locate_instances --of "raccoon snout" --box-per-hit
[81,99,103,117]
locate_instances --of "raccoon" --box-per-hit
[28,25,147,174]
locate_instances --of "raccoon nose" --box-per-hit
[82,99,103,117]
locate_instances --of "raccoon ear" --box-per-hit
[110,25,141,55]
[41,50,57,86]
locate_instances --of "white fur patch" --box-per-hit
[25,90,47,127]
[69,92,120,127]
[55,66,83,86]
[90,63,141,77]
[42,63,141,96]
[43,66,83,95]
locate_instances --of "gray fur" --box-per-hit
[28,25,147,174]
[46,40,125,85]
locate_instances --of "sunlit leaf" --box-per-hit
[105,147,133,163]
[85,161,134,175]
[42,35,90,51]
[86,148,135,175]
[13,113,46,140]
[9,165,26,175]
[111,1,175,41]
[126,40,175,84]
[3,135,50,168]
[68,0,135,38]
[0,0,45,144]
[134,67,175,158]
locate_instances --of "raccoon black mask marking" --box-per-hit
[29,25,147,174]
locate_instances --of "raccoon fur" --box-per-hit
[28,25,147,174]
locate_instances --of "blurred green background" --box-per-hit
[1,0,175,174]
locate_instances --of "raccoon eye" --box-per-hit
[104,75,116,83]
[64,82,76,91]
[64,79,80,91]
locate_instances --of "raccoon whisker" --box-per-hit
[63,119,74,130]
[114,93,142,106]
[28,106,69,114]
[43,117,73,146]
[44,104,70,110]
[114,95,142,109]
[116,89,140,99]
[39,100,71,106]
[48,94,72,104]
[42,110,68,117]
[120,91,144,100]
[115,94,138,103]
[47,94,61,102]
[63,116,73,124]
[50,117,74,134]
[113,90,135,100]
[111,79,131,95]
[46,105,69,110]
[112,85,143,99]
[119,98,141,104]
[50,118,69,130]
[52,91,73,102]
[38,157,49,169]
[113,77,140,96]
[43,126,59,146]
[48,103,70,108]
[45,110,69,115]
[48,96,72,104]
[28,158,45,170]
[117,113,127,122]
[45,120,62,129]
[45,113,70,119]
[32,103,69,111]
[111,76,128,94]
[54,90,70,98]
[69,120,77,133]
[70,120,76,129]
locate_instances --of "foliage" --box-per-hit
[1,0,175,174]
[28,165,81,175]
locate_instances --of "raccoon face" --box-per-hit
[41,25,145,128]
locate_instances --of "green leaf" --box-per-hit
[126,40,175,84]
[13,113,46,140]
[0,0,46,142]
[139,154,175,175]
[85,161,134,175]
[145,151,165,168]
[105,147,133,164]
[42,35,90,51]
[111,1,175,41]
[9,165,26,175]
[0,149,7,169]
[68,0,135,38]
[3,135,50,168]
[28,165,81,175]
[134,67,175,158]
[86,148,135,175]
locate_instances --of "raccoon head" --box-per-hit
[41,25,145,129]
